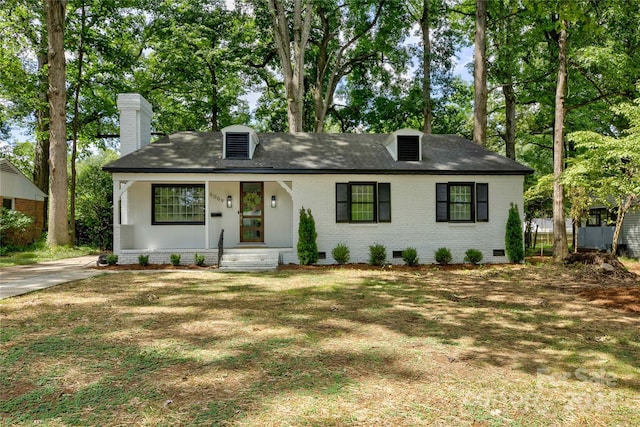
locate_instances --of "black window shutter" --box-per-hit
[225,132,250,159]
[397,135,420,161]
[336,183,349,223]
[476,183,489,222]
[436,183,448,222]
[378,183,391,222]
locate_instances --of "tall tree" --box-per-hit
[266,0,312,133]
[552,17,568,261]
[473,0,487,145]
[45,0,69,246]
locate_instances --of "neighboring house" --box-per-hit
[0,159,47,246]
[577,205,640,257]
[104,94,533,268]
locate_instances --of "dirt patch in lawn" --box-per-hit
[579,286,640,313]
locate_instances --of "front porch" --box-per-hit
[112,176,296,266]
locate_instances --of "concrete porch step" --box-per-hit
[219,252,279,272]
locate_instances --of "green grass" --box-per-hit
[0,265,638,426]
[0,238,98,267]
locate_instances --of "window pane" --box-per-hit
[449,185,472,221]
[351,184,375,222]
[153,185,205,224]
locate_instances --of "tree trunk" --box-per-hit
[473,0,487,146]
[503,82,516,160]
[34,38,50,195]
[552,19,568,262]
[45,0,69,247]
[612,195,635,256]
[421,0,432,134]
[268,0,311,133]
[69,2,86,246]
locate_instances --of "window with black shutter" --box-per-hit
[476,183,488,222]
[225,132,250,159]
[397,135,420,161]
[336,183,349,222]
[436,182,489,223]
[336,182,391,223]
[436,183,448,222]
[378,183,391,222]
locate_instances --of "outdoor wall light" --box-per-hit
[227,195,232,208]
[271,195,277,208]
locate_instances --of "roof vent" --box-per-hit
[384,129,423,161]
[221,125,259,159]
[397,135,420,161]
[225,132,250,159]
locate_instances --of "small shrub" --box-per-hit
[464,248,483,265]
[170,253,181,266]
[106,254,118,265]
[505,203,524,263]
[297,207,318,265]
[194,253,205,266]
[331,243,350,265]
[138,255,149,266]
[369,243,387,266]
[434,247,452,265]
[402,247,419,266]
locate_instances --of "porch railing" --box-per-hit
[217,229,224,267]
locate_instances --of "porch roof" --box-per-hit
[103,131,533,176]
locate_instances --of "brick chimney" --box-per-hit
[117,93,152,156]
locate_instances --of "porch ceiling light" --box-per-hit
[271,195,277,208]
[227,195,232,208]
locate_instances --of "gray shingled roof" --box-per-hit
[103,131,533,175]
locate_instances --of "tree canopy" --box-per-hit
[0,0,638,256]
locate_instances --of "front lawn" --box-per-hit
[0,240,99,267]
[1,263,639,425]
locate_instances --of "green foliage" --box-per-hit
[0,207,34,242]
[170,253,181,266]
[194,253,205,267]
[74,152,117,250]
[297,208,318,265]
[505,204,524,263]
[434,247,452,265]
[138,255,149,266]
[464,249,483,265]
[401,247,419,266]
[106,254,118,266]
[331,243,350,265]
[368,243,387,266]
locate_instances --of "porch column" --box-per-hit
[205,181,210,249]
[113,179,120,253]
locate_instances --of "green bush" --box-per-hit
[434,247,452,265]
[194,253,205,266]
[505,203,524,263]
[297,207,318,265]
[138,255,149,266]
[170,253,181,266]
[402,247,419,266]
[106,254,118,265]
[369,243,387,266]
[331,243,350,265]
[464,248,483,264]
[0,207,35,247]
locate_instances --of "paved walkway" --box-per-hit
[0,255,102,299]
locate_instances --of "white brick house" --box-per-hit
[104,94,533,267]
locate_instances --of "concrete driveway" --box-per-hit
[0,255,102,299]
